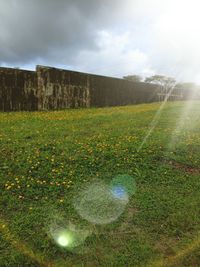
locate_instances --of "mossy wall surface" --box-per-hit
[37,66,90,110]
[0,67,37,111]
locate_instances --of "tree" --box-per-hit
[145,75,176,91]
[145,75,177,101]
[123,74,143,82]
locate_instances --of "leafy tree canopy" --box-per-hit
[123,74,143,82]
[145,75,176,90]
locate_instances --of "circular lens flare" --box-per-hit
[57,232,71,247]
[111,185,128,201]
[73,180,128,225]
[110,174,136,198]
[49,220,92,251]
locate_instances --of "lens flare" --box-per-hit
[49,220,92,251]
[111,185,128,200]
[137,88,174,152]
[73,180,128,225]
[56,231,71,247]
[168,100,198,150]
[110,174,136,199]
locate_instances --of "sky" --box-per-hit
[0,0,200,83]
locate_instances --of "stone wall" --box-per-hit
[0,67,37,111]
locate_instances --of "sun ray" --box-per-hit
[137,86,174,152]
[147,231,200,267]
[167,89,198,150]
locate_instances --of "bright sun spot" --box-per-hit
[57,234,70,247]
[156,0,200,46]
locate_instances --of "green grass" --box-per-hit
[1,101,200,267]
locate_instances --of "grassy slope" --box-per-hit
[0,101,200,267]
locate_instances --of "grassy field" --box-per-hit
[1,101,200,267]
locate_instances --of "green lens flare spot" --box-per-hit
[57,232,72,247]
[110,174,136,197]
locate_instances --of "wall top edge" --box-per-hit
[0,66,35,73]
[0,65,158,88]
[36,65,155,86]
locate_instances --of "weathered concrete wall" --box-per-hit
[2,65,194,112]
[0,67,37,111]
[89,74,159,107]
[36,66,90,110]
[38,66,159,109]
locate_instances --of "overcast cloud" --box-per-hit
[0,0,200,83]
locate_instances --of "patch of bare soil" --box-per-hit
[167,160,200,174]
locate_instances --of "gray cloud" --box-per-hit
[0,0,122,65]
[1,0,200,83]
